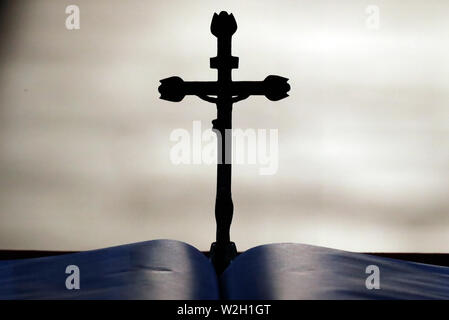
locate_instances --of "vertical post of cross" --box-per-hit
[209,12,239,273]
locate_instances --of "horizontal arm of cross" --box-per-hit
[185,81,266,96]
[159,75,290,103]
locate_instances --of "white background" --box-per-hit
[0,0,448,252]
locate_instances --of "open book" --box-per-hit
[0,239,448,299]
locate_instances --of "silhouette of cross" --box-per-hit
[158,11,290,273]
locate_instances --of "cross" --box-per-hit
[158,11,290,273]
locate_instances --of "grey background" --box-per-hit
[0,0,448,252]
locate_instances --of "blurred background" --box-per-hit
[0,0,448,252]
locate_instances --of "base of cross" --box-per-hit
[209,241,237,275]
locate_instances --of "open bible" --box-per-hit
[0,239,448,299]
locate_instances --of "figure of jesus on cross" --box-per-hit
[159,11,290,273]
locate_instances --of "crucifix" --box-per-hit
[158,11,290,274]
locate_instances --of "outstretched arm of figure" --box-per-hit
[197,95,218,103]
[231,95,249,103]
[199,94,250,103]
